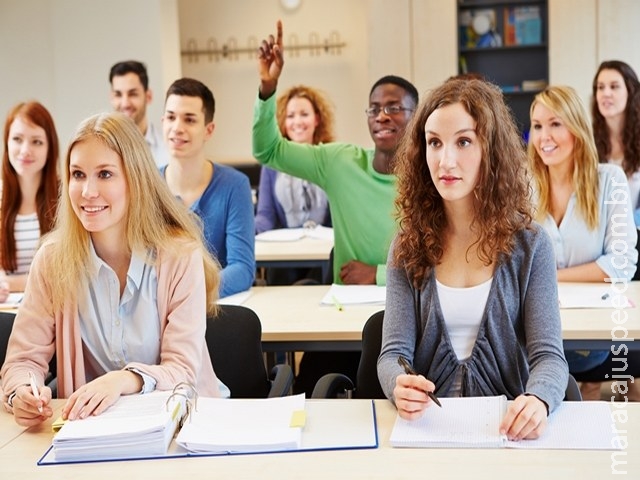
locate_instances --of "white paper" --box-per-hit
[558,284,633,309]
[0,292,23,308]
[320,284,386,306]
[176,394,305,453]
[255,226,334,242]
[390,396,506,448]
[52,391,185,461]
[390,396,621,450]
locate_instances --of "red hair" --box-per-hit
[1,101,59,272]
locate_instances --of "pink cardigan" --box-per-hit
[1,241,221,407]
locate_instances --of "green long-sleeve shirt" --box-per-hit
[252,94,397,285]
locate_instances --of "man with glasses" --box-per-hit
[253,21,418,286]
[253,21,419,396]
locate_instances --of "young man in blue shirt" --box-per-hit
[161,78,255,298]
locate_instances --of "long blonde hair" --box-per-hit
[43,112,220,313]
[528,86,600,229]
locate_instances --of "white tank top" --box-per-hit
[436,277,493,361]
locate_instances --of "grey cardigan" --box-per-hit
[378,224,569,414]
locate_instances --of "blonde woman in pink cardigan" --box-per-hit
[1,112,223,426]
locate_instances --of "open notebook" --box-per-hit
[390,396,620,450]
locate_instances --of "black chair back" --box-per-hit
[205,305,272,398]
[355,310,386,399]
[0,311,16,368]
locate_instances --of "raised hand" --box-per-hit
[257,20,285,99]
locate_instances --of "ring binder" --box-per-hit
[38,396,379,465]
[167,382,198,424]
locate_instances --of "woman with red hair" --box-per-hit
[1,102,60,299]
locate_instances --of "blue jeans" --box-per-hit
[565,350,610,373]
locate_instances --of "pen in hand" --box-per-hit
[398,356,442,408]
[28,371,43,413]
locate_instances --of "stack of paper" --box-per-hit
[52,391,185,461]
[176,394,306,454]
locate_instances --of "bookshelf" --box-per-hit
[457,0,548,136]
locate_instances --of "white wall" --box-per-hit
[178,0,372,163]
[549,0,640,111]
[0,0,180,149]
[1,0,639,164]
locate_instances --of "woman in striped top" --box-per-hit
[1,101,59,299]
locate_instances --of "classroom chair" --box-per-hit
[0,310,58,395]
[0,311,16,369]
[206,305,293,398]
[311,310,385,399]
[311,309,583,401]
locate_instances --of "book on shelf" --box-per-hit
[504,6,542,46]
[390,396,620,450]
[39,391,378,465]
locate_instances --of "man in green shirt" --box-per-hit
[253,21,418,286]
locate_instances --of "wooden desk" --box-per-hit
[1,399,638,478]
[244,285,381,352]
[3,283,638,353]
[255,236,333,280]
[246,283,640,352]
[559,281,640,351]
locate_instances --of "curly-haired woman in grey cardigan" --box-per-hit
[378,78,568,441]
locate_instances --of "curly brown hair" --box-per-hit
[591,60,640,177]
[276,85,335,144]
[393,78,532,286]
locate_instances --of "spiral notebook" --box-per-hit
[390,396,620,450]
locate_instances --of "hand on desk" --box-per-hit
[10,384,53,427]
[393,373,438,420]
[340,260,376,285]
[62,370,143,421]
[499,394,548,441]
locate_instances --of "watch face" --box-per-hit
[281,0,302,11]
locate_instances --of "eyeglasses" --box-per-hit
[364,105,414,117]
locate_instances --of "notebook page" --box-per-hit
[507,401,621,450]
[390,396,506,448]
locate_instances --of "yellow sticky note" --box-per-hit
[290,410,306,428]
[52,415,66,433]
